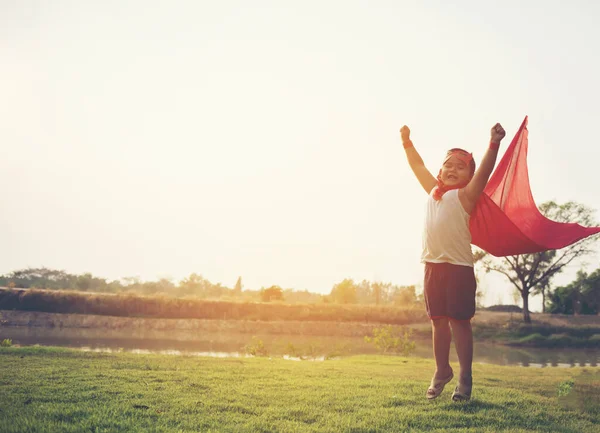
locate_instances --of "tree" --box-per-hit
[1,267,74,290]
[355,280,372,304]
[282,289,324,304]
[329,279,357,304]
[177,273,227,298]
[583,268,600,314]
[548,268,600,315]
[390,285,417,307]
[371,281,392,305]
[74,273,108,292]
[481,201,599,323]
[234,277,243,294]
[260,286,284,302]
[533,275,551,313]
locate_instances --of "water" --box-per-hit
[1,325,598,367]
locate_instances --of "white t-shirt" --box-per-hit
[421,189,474,267]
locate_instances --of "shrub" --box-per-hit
[284,343,301,358]
[557,380,575,397]
[547,333,580,347]
[243,337,269,357]
[364,325,415,356]
[589,334,600,345]
[513,333,547,346]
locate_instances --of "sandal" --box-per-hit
[451,378,472,402]
[426,369,454,400]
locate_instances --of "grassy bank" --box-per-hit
[3,309,600,349]
[0,347,598,432]
[471,313,600,348]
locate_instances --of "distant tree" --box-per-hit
[260,286,284,302]
[282,289,324,304]
[371,282,386,305]
[533,275,551,313]
[480,201,599,323]
[234,277,243,294]
[390,285,417,307]
[74,273,107,292]
[0,267,74,290]
[354,280,372,304]
[122,276,143,293]
[548,269,600,315]
[177,273,226,298]
[584,269,600,313]
[329,279,357,304]
[133,278,174,295]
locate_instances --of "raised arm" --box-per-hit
[462,123,506,207]
[401,125,437,194]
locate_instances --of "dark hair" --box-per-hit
[446,148,476,176]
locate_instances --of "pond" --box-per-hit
[1,325,598,368]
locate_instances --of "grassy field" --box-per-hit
[0,347,598,432]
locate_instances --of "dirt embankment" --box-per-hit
[0,288,427,325]
[0,310,400,338]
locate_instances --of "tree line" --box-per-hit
[1,260,598,320]
[0,268,420,308]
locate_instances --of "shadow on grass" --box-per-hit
[383,398,500,411]
[440,399,501,413]
[382,398,586,433]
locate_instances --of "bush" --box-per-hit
[284,343,301,358]
[513,333,547,346]
[547,333,580,347]
[557,380,575,397]
[364,325,415,356]
[485,304,522,313]
[1,339,12,347]
[589,334,600,344]
[243,337,269,357]
[260,286,284,302]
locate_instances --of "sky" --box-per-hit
[2,0,600,310]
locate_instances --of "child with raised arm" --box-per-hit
[401,123,506,401]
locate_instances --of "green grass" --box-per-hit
[1,347,599,432]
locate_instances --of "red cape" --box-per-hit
[469,116,600,256]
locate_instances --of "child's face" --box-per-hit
[440,155,472,186]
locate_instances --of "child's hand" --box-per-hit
[400,125,411,143]
[491,123,506,144]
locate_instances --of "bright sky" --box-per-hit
[2,1,600,309]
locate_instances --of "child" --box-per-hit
[401,122,506,401]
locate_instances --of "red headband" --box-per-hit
[443,150,473,166]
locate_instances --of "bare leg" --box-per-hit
[449,319,473,384]
[431,318,452,378]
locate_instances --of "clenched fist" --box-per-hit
[491,123,506,144]
[400,125,411,143]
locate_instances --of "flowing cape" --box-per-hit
[469,116,600,256]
